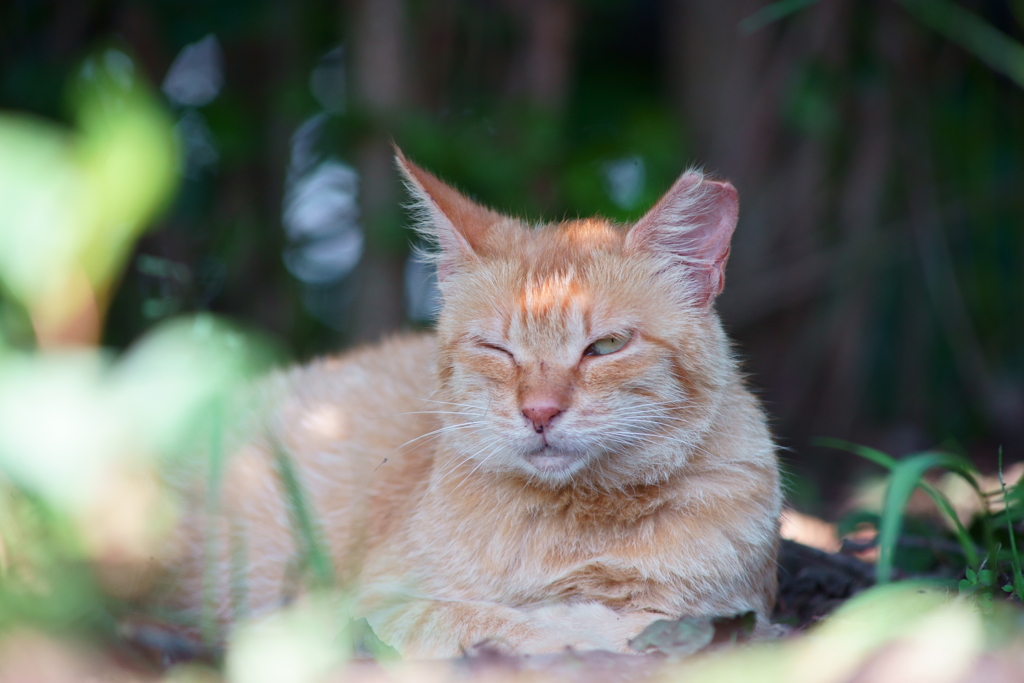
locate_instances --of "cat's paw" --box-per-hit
[522,603,663,653]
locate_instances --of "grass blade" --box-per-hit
[897,0,1024,91]
[816,438,983,495]
[997,447,1024,599]
[816,438,898,469]
[877,452,982,582]
[272,439,334,590]
[202,398,225,647]
[739,0,826,33]
[923,485,982,570]
[817,438,982,571]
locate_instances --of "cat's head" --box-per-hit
[397,149,740,487]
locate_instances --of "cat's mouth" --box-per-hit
[524,447,585,473]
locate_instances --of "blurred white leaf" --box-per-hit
[227,596,351,683]
[0,316,264,510]
[162,35,225,107]
[0,50,176,336]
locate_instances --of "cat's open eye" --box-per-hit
[584,333,631,357]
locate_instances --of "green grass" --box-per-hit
[272,438,335,591]
[819,438,1024,602]
[997,447,1024,599]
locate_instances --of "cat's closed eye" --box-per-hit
[583,333,631,357]
[478,341,515,359]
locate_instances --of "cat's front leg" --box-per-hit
[518,602,663,654]
[365,597,661,658]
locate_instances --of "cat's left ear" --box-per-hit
[625,171,738,307]
[395,146,500,281]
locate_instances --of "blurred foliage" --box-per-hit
[1,3,1024,676]
[4,0,1020,495]
[673,582,1023,683]
[0,48,176,345]
[0,52,276,666]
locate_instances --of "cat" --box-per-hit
[158,149,782,658]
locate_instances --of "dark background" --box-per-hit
[3,0,1022,513]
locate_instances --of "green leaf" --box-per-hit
[628,616,715,656]
[349,617,400,661]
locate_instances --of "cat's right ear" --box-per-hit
[395,147,499,281]
[625,170,739,307]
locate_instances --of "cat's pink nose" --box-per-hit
[522,402,563,433]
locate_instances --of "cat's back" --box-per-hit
[267,331,440,530]
[161,334,441,621]
[271,332,439,460]
[261,332,444,529]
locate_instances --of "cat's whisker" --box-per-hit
[631,412,687,421]
[403,425,490,455]
[625,398,690,407]
[609,412,682,424]
[428,435,504,495]
[602,429,661,440]
[620,397,692,407]
[614,424,676,437]
[600,437,657,453]
[616,405,685,414]
[393,427,477,458]
[432,443,490,484]
[614,404,690,417]
[398,423,487,449]
[614,414,676,425]
[412,397,486,411]
[597,430,669,451]
[392,421,490,453]
[395,410,487,417]
[597,418,675,434]
[443,441,507,498]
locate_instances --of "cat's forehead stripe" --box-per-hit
[508,305,589,364]
[520,270,584,315]
[559,218,622,248]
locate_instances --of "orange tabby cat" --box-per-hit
[162,150,781,658]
